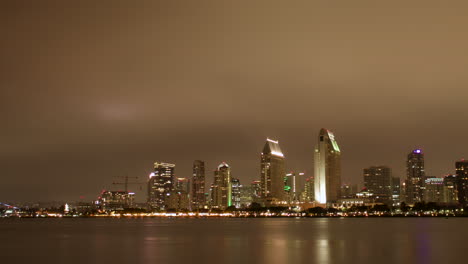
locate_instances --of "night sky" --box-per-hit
[2,1,468,202]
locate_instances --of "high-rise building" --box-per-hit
[166,190,190,211]
[284,172,297,203]
[191,160,206,210]
[96,190,135,211]
[175,178,190,193]
[455,160,468,206]
[251,180,262,204]
[301,176,314,202]
[423,177,444,203]
[211,162,232,210]
[148,162,175,210]
[314,128,341,204]
[239,185,254,208]
[260,138,286,205]
[392,177,401,206]
[363,166,392,204]
[443,174,458,204]
[405,149,425,205]
[341,183,357,199]
[231,178,242,208]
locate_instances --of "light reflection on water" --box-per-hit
[1,218,467,264]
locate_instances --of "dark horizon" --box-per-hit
[2,0,468,203]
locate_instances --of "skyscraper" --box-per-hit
[392,177,401,206]
[455,160,468,206]
[211,162,232,210]
[148,162,175,210]
[314,128,341,204]
[443,174,458,204]
[191,160,206,210]
[405,149,425,205]
[363,166,392,204]
[423,177,444,203]
[231,178,241,208]
[260,138,286,205]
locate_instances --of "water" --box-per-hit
[1,217,466,264]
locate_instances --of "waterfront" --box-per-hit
[1,218,466,264]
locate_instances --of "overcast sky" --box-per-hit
[2,0,468,203]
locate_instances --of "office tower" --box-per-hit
[175,178,190,193]
[148,162,175,210]
[456,160,468,206]
[301,176,314,202]
[284,172,297,203]
[443,174,458,204]
[211,162,232,210]
[260,138,286,204]
[96,190,135,211]
[363,166,393,204]
[239,185,254,208]
[405,149,425,204]
[192,160,206,210]
[166,190,190,211]
[231,178,242,208]
[392,177,401,206]
[423,177,444,203]
[251,180,262,204]
[314,128,341,204]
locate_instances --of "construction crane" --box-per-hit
[112,175,145,192]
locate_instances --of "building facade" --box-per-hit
[148,162,175,210]
[423,177,444,203]
[314,128,341,204]
[456,160,468,206]
[260,138,286,205]
[191,160,206,210]
[231,178,242,208]
[443,174,458,204]
[97,190,135,211]
[405,149,425,205]
[363,166,393,204]
[211,162,232,210]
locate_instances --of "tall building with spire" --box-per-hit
[148,162,175,210]
[405,149,425,204]
[211,162,232,210]
[260,138,286,204]
[314,128,341,204]
[191,160,206,210]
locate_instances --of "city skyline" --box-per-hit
[2,1,468,203]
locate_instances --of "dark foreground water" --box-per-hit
[1,217,466,264]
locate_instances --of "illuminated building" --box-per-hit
[211,162,232,210]
[443,174,458,203]
[97,190,135,211]
[175,178,190,193]
[314,128,341,204]
[251,180,262,204]
[191,160,206,210]
[423,177,444,203]
[239,185,254,208]
[341,183,357,199]
[301,176,314,202]
[405,149,425,205]
[456,160,468,206]
[148,162,175,210]
[166,190,190,211]
[260,138,286,205]
[231,178,241,208]
[285,172,299,203]
[363,166,392,204]
[392,177,401,206]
